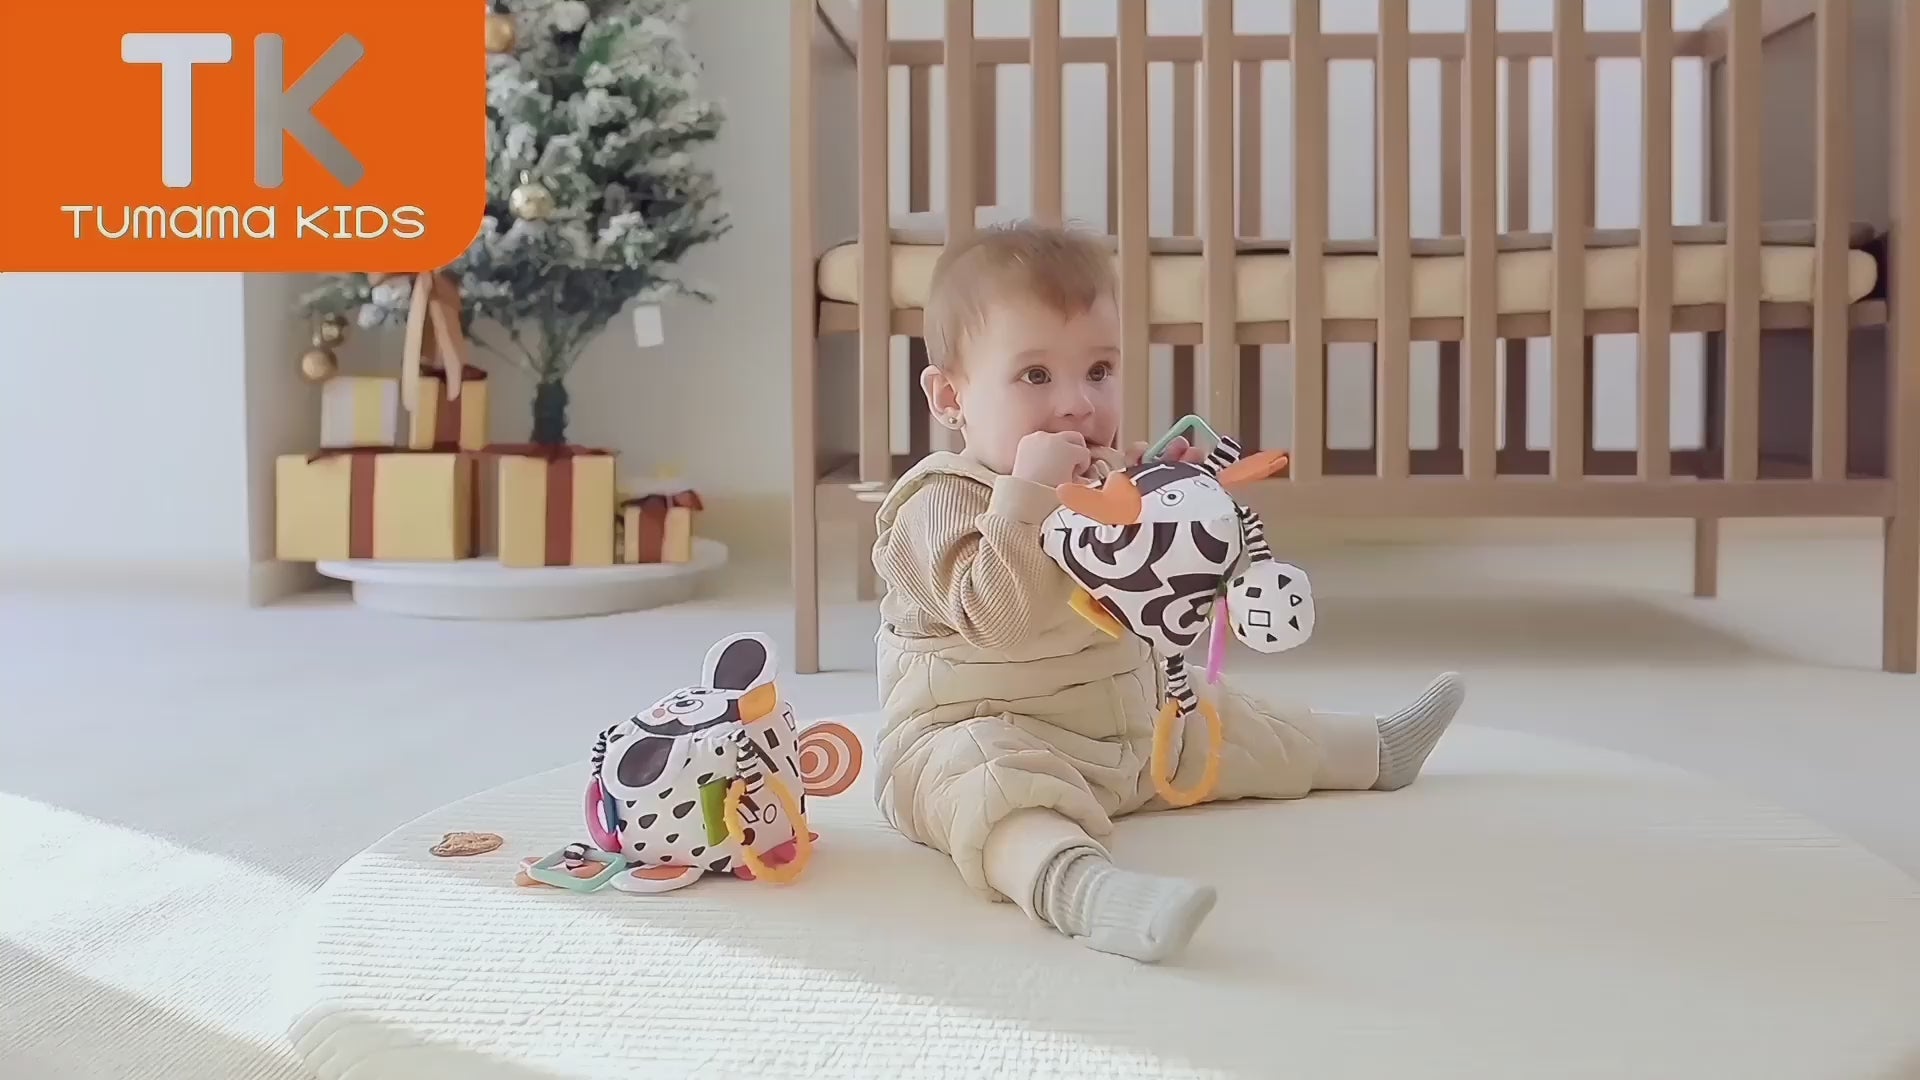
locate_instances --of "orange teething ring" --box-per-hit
[1150,697,1224,808]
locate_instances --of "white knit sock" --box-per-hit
[1034,847,1216,963]
[1373,671,1466,790]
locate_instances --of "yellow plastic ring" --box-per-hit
[723,774,812,884]
[1150,697,1223,808]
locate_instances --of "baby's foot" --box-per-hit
[1037,847,1216,963]
[1373,672,1466,790]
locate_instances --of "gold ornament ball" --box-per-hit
[510,176,555,221]
[300,346,339,382]
[485,13,517,53]
[316,312,348,346]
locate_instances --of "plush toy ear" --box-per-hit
[795,721,863,797]
[703,632,776,692]
[1217,450,1289,487]
[1055,470,1144,527]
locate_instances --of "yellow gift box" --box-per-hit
[319,376,401,448]
[619,485,703,564]
[494,446,617,567]
[276,450,477,562]
[407,365,490,451]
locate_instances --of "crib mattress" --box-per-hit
[816,220,1881,322]
[281,717,1920,1080]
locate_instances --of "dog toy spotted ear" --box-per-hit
[1041,415,1314,808]
[532,632,866,895]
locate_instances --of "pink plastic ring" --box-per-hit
[584,777,621,853]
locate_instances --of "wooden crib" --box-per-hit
[787,0,1920,675]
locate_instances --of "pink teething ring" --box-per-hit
[584,777,621,853]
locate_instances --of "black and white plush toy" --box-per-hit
[1041,418,1313,806]
[576,632,863,893]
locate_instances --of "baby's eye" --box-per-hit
[1088,362,1114,382]
[1020,367,1051,385]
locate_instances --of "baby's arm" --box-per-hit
[878,474,1071,650]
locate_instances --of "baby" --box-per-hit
[869,221,1464,963]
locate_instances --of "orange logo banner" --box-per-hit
[0,0,485,272]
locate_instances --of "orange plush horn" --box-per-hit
[1218,450,1290,487]
[1056,471,1144,527]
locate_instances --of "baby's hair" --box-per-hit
[923,220,1117,369]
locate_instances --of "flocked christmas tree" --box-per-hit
[298,0,728,446]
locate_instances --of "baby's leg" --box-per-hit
[879,714,1212,962]
[984,807,1215,963]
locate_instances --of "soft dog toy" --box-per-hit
[1041,415,1313,808]
[523,632,863,894]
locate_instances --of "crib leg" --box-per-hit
[1887,512,1919,674]
[1692,518,1719,598]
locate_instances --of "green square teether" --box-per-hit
[700,779,730,845]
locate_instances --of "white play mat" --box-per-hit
[282,719,1920,1079]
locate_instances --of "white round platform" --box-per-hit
[317,538,727,619]
[283,720,1920,1080]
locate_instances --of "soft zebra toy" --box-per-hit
[1041,416,1315,808]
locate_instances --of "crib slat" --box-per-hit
[1891,0,1920,673]
[1031,0,1062,223]
[909,68,931,212]
[790,0,819,672]
[1106,62,1120,233]
[1377,1,1411,479]
[975,68,997,207]
[1239,61,1265,443]
[1438,58,1463,460]
[1813,0,1852,481]
[1724,0,1762,482]
[1504,60,1530,455]
[1463,0,1499,480]
[1172,62,1196,420]
[856,0,890,483]
[907,67,934,458]
[1202,0,1237,428]
[1291,0,1327,481]
[1550,0,1587,482]
[946,0,976,246]
[1640,0,1673,481]
[1117,0,1151,445]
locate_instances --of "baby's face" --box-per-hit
[949,294,1123,475]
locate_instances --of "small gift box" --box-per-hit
[319,376,401,448]
[407,364,490,451]
[494,446,617,568]
[619,482,704,564]
[276,449,477,562]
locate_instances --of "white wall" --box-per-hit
[0,273,255,595]
[883,0,1730,456]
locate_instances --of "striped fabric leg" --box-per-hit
[1235,504,1273,563]
[1199,435,1242,476]
[1164,653,1198,724]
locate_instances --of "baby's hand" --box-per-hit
[1079,444,1127,483]
[1129,436,1208,466]
[1013,431,1092,487]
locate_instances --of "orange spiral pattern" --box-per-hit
[796,722,862,797]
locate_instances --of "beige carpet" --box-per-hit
[3,531,1919,1079]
